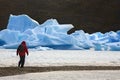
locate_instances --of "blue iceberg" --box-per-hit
[7,14,39,32]
[0,14,120,51]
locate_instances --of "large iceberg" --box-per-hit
[7,14,39,32]
[0,14,120,51]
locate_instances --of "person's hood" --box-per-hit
[21,41,26,46]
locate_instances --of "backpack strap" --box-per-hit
[18,44,24,52]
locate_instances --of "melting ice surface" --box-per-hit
[0,14,120,51]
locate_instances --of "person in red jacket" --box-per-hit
[17,41,29,68]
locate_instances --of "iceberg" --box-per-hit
[0,29,20,44]
[105,42,120,51]
[70,30,93,49]
[0,39,6,46]
[0,14,120,51]
[7,14,39,32]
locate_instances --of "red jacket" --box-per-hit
[17,41,29,56]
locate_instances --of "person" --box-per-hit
[17,41,29,68]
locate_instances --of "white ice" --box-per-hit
[1,70,120,80]
[0,49,120,79]
[0,49,120,67]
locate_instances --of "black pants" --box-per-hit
[18,56,25,68]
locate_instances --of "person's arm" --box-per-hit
[16,45,20,56]
[16,52,18,56]
[25,46,29,56]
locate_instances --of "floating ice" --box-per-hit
[0,39,6,46]
[0,29,20,44]
[7,14,39,32]
[0,14,120,51]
